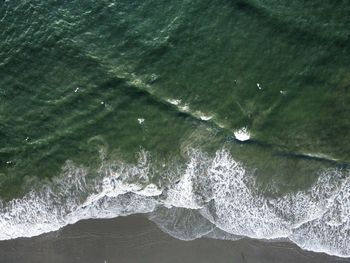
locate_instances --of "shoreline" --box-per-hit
[1,214,349,263]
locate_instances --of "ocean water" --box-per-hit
[0,0,350,258]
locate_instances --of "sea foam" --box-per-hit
[0,149,349,257]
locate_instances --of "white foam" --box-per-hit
[137,118,145,124]
[199,151,350,257]
[280,90,287,95]
[164,151,204,209]
[0,158,161,240]
[178,104,189,112]
[167,98,182,106]
[166,99,213,122]
[234,127,250,141]
[157,150,350,257]
[199,114,212,121]
[198,150,293,239]
[302,152,338,162]
[0,149,349,258]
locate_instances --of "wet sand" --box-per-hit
[0,214,349,263]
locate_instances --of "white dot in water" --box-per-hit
[257,83,262,90]
[137,118,145,124]
[234,127,251,141]
[101,101,105,105]
[74,87,79,93]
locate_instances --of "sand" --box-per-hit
[0,214,349,263]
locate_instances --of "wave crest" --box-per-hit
[0,149,349,257]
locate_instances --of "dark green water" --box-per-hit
[0,0,349,258]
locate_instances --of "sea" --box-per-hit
[0,0,349,258]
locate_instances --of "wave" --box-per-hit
[0,149,349,257]
[232,0,350,43]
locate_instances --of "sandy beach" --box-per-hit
[1,214,349,263]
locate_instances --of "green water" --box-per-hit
[1,1,350,257]
[0,0,349,197]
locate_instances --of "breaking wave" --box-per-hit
[0,149,349,258]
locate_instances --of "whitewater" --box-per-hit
[0,149,349,258]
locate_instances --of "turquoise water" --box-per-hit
[0,0,349,257]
